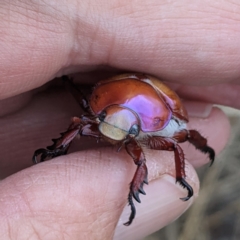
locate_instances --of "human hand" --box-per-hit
[0,1,238,239]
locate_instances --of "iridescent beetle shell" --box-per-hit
[33,73,215,226]
[90,73,188,142]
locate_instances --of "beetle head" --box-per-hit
[98,105,140,142]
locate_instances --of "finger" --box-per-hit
[0,1,73,99]
[0,148,196,240]
[0,106,229,239]
[0,153,198,240]
[1,0,240,100]
[83,1,240,84]
[114,173,197,240]
[175,83,240,110]
[0,88,81,178]
[183,105,230,168]
[0,92,33,116]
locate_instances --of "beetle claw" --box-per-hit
[123,192,136,226]
[32,148,52,163]
[201,146,215,167]
[187,130,215,167]
[131,181,146,202]
[125,175,147,225]
[32,148,46,164]
[143,175,148,185]
[177,178,194,201]
[197,145,215,167]
[32,145,69,164]
[132,190,141,203]
[138,185,146,195]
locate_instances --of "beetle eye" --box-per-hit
[98,111,106,121]
[129,124,140,136]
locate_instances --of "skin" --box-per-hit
[0,0,239,239]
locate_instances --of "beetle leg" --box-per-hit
[62,76,92,114]
[173,144,193,201]
[124,139,148,226]
[33,145,71,163]
[187,130,215,166]
[32,117,81,163]
[33,117,101,163]
[143,136,193,201]
[173,129,215,166]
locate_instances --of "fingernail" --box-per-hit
[183,101,213,118]
[114,175,196,240]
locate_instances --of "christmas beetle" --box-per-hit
[33,73,215,226]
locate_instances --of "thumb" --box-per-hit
[0,107,229,240]
[0,148,196,240]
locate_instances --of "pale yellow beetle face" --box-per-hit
[98,105,139,141]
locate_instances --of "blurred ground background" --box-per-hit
[145,107,240,240]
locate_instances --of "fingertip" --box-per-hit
[114,172,198,240]
[184,105,230,168]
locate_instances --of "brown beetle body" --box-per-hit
[33,73,215,226]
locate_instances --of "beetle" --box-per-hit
[33,73,215,226]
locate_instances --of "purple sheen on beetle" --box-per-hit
[121,94,172,132]
[90,79,172,132]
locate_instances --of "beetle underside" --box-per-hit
[33,75,215,226]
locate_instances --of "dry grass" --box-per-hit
[145,107,240,240]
